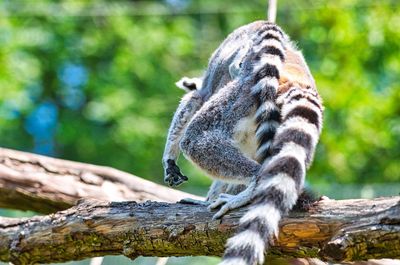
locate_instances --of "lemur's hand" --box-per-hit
[164,159,188,187]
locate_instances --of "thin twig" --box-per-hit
[267,0,277,23]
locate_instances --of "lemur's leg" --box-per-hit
[163,89,204,187]
[180,129,261,185]
[206,181,228,201]
[180,181,246,206]
[179,180,227,205]
[225,183,247,196]
[211,82,322,219]
[206,181,249,217]
[207,181,245,201]
[180,82,262,185]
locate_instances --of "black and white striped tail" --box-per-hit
[249,23,287,163]
[220,86,323,264]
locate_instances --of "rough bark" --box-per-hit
[0,196,399,264]
[0,148,201,213]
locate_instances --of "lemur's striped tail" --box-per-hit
[250,23,287,163]
[221,84,323,265]
[219,23,323,265]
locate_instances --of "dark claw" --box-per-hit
[164,159,188,187]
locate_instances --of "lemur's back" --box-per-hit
[199,22,260,99]
[200,21,316,103]
[196,21,318,161]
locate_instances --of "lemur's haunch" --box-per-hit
[163,21,323,265]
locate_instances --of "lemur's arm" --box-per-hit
[162,78,204,187]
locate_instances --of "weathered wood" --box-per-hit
[0,197,399,264]
[0,148,201,213]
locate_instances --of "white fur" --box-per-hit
[254,100,278,119]
[226,230,266,264]
[256,173,299,208]
[255,141,272,160]
[253,38,283,53]
[281,97,321,122]
[276,86,298,104]
[251,77,279,95]
[268,142,307,171]
[284,87,319,99]
[258,29,282,41]
[175,76,203,92]
[276,117,320,145]
[233,116,258,159]
[252,54,283,73]
[277,88,320,109]
[239,203,281,241]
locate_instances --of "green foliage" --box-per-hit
[0,0,399,199]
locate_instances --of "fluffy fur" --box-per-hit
[162,21,323,265]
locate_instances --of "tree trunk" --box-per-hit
[0,148,201,213]
[0,196,399,264]
[0,148,399,264]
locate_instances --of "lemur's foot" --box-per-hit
[208,182,256,220]
[164,159,188,187]
[178,198,210,206]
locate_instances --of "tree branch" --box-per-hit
[0,148,201,213]
[0,196,399,264]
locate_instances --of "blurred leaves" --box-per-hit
[0,0,399,196]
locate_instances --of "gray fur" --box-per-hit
[163,21,264,187]
[179,78,260,183]
[162,20,323,265]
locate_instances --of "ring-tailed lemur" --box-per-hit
[162,21,323,265]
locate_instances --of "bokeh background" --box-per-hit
[0,0,399,264]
